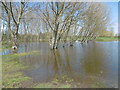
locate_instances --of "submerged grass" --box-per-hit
[2,50,40,88]
[2,51,39,61]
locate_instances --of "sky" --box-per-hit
[105,2,118,35]
[1,1,119,35]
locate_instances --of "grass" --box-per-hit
[33,74,106,88]
[3,72,31,88]
[2,51,39,61]
[2,50,40,88]
[33,75,73,88]
[34,82,71,88]
[33,75,107,88]
[96,37,119,42]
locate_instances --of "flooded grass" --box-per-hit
[2,51,39,61]
[2,50,40,88]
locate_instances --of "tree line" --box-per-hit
[0,2,112,49]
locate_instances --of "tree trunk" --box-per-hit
[7,15,11,42]
[12,25,19,49]
[52,31,58,49]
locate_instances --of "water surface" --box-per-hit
[2,41,118,87]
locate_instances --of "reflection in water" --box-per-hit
[1,41,118,87]
[82,43,105,75]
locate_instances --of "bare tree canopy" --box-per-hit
[1,2,111,49]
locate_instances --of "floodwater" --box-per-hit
[2,41,118,88]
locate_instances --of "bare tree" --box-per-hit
[1,1,32,49]
[1,2,110,49]
[72,2,110,44]
[37,2,85,49]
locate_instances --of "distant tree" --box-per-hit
[79,2,110,43]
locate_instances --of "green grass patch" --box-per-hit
[96,37,119,42]
[2,51,40,61]
[2,63,31,88]
[2,51,40,88]
[33,75,107,88]
[91,82,106,88]
[33,75,73,88]
[3,72,31,88]
[34,75,106,88]
[33,82,71,88]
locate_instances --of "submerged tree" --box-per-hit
[37,2,86,49]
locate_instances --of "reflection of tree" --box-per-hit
[50,49,72,76]
[63,48,72,74]
[52,50,59,74]
[82,44,105,75]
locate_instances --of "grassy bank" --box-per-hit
[33,75,107,88]
[96,37,119,42]
[2,51,40,88]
